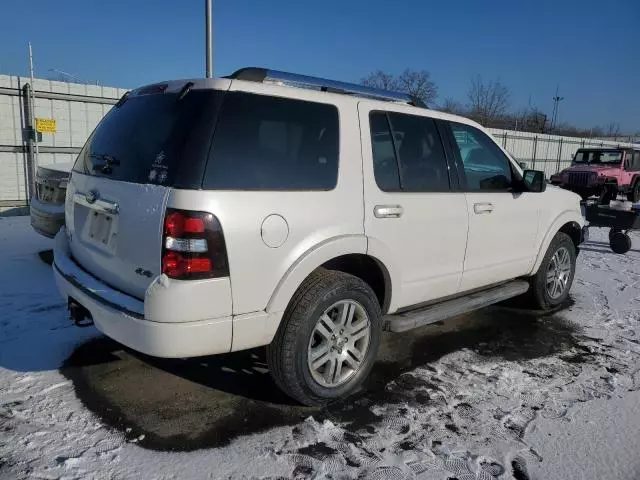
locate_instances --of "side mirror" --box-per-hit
[523,169,546,193]
[519,161,527,169]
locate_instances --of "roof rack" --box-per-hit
[227,67,424,107]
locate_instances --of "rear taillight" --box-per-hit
[161,209,229,280]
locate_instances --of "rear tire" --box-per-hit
[528,232,576,310]
[267,269,382,406]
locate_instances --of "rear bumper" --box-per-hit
[53,229,233,358]
[30,197,65,238]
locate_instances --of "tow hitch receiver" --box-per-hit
[69,298,94,327]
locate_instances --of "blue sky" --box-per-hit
[1,0,638,132]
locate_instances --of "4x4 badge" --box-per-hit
[135,268,153,278]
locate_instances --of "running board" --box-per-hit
[383,280,530,333]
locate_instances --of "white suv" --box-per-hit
[53,68,584,405]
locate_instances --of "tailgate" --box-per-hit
[67,174,169,299]
[63,81,224,300]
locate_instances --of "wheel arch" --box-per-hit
[531,211,583,274]
[266,235,393,314]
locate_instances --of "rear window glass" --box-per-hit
[203,92,339,190]
[73,89,220,185]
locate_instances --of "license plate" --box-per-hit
[88,212,115,247]
[39,188,54,203]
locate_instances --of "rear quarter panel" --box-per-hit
[168,89,365,316]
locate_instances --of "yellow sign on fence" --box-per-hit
[35,118,56,133]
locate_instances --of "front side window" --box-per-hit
[203,92,339,190]
[369,111,450,192]
[450,122,513,190]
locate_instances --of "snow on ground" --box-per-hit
[1,215,639,480]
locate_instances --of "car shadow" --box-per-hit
[0,206,29,218]
[60,302,586,452]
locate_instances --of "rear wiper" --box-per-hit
[177,81,194,101]
[90,153,120,174]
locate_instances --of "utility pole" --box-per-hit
[205,0,213,78]
[550,85,564,131]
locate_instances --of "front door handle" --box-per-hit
[473,202,494,214]
[374,205,404,218]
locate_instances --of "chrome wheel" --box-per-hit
[546,246,572,299]
[307,300,371,388]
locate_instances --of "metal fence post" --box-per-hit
[503,131,507,148]
[21,83,37,203]
[532,136,538,169]
[556,138,563,173]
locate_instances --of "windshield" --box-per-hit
[573,150,622,165]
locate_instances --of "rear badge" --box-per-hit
[86,189,99,204]
[135,268,153,278]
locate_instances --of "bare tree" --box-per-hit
[467,75,511,126]
[397,69,438,107]
[439,97,465,115]
[606,122,621,137]
[361,69,438,106]
[512,107,548,133]
[361,70,399,91]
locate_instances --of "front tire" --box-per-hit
[528,232,576,310]
[627,181,640,203]
[267,269,382,406]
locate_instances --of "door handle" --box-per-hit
[473,202,494,214]
[374,205,404,218]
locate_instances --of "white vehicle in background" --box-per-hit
[30,163,72,238]
[53,68,585,405]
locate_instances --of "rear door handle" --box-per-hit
[374,205,404,218]
[473,202,494,214]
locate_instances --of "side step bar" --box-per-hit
[383,280,530,333]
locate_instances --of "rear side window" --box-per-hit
[203,92,339,190]
[369,111,450,192]
[450,122,512,191]
[73,89,221,186]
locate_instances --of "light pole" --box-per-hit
[550,85,564,131]
[205,0,213,78]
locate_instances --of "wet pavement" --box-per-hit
[60,303,584,452]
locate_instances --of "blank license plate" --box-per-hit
[88,212,114,246]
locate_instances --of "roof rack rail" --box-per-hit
[227,67,424,107]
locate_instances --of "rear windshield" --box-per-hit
[73,89,221,186]
[573,150,622,165]
[203,92,339,190]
